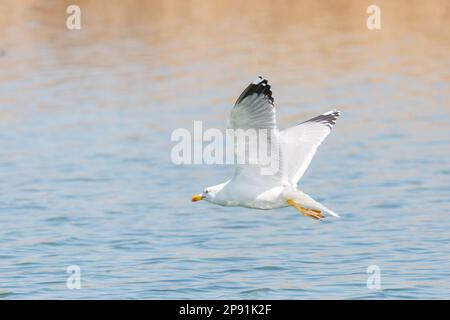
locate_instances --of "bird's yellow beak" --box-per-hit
[191,194,204,202]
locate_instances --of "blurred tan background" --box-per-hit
[1,0,449,79]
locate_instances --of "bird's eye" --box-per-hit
[205,190,209,194]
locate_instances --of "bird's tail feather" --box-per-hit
[321,205,340,218]
[295,190,340,217]
[311,198,339,217]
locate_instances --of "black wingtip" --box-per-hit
[235,76,274,105]
[301,109,341,129]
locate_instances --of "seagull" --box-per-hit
[192,76,341,220]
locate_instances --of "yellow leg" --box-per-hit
[287,199,324,220]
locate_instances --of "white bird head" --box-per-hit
[191,183,226,203]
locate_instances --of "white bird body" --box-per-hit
[213,180,287,209]
[206,177,338,216]
[192,76,341,220]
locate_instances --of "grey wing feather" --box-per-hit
[280,109,341,186]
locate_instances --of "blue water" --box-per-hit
[0,0,449,299]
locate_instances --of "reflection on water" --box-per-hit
[0,0,449,299]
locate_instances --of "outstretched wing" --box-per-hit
[280,109,340,186]
[229,76,276,130]
[228,76,284,183]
